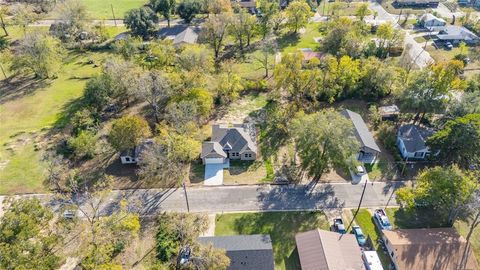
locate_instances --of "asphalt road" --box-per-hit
[20,181,406,218]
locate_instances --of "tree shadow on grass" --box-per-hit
[232,211,329,268]
[276,32,301,51]
[0,75,52,104]
[392,208,449,229]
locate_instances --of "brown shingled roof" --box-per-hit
[295,229,364,270]
[383,228,479,270]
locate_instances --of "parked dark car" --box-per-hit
[333,218,346,234]
[352,226,367,246]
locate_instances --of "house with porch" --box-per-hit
[120,139,154,164]
[341,109,381,164]
[201,124,257,185]
[396,124,434,160]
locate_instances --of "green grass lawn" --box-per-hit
[215,211,329,270]
[386,207,449,229]
[352,209,392,270]
[80,0,146,19]
[381,1,426,15]
[0,51,110,194]
[455,220,480,262]
[278,23,323,53]
[317,2,365,17]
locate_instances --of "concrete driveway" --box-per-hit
[204,164,224,186]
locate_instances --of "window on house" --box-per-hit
[414,152,424,157]
[125,157,130,162]
[391,252,394,257]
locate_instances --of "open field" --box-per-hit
[0,49,110,194]
[278,23,323,53]
[215,211,329,270]
[81,0,146,19]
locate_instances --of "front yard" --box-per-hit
[215,211,329,270]
[352,209,392,270]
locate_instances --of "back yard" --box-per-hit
[215,211,329,270]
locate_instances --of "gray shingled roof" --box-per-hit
[198,235,274,270]
[398,124,434,153]
[341,109,381,152]
[209,124,257,154]
[201,141,227,159]
[158,25,200,45]
[436,26,479,41]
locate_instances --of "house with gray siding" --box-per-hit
[341,109,381,164]
[396,124,434,160]
[201,124,257,164]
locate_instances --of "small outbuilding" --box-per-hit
[378,105,400,120]
[120,139,154,164]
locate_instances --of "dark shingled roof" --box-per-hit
[201,124,257,158]
[197,235,274,270]
[398,124,434,153]
[158,25,200,45]
[341,109,381,152]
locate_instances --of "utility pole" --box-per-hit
[344,179,369,235]
[110,4,117,26]
[183,182,190,212]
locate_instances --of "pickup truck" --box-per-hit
[333,218,346,234]
[373,209,393,230]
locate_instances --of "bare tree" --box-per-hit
[137,71,171,123]
[252,39,276,78]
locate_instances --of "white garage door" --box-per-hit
[205,158,224,164]
[204,164,224,185]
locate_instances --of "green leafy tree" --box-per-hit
[257,0,279,39]
[108,115,151,152]
[322,17,365,58]
[206,0,232,14]
[427,114,480,169]
[0,198,65,269]
[124,7,159,39]
[176,44,214,72]
[396,166,477,225]
[177,0,202,23]
[156,213,209,262]
[355,3,371,21]
[10,33,65,79]
[68,130,97,159]
[284,0,312,33]
[150,0,176,27]
[401,60,466,122]
[376,22,404,58]
[11,4,38,36]
[73,190,140,270]
[200,13,231,66]
[111,35,143,60]
[0,6,8,36]
[274,51,319,105]
[51,0,89,42]
[291,109,360,182]
[229,8,257,52]
[216,64,244,104]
